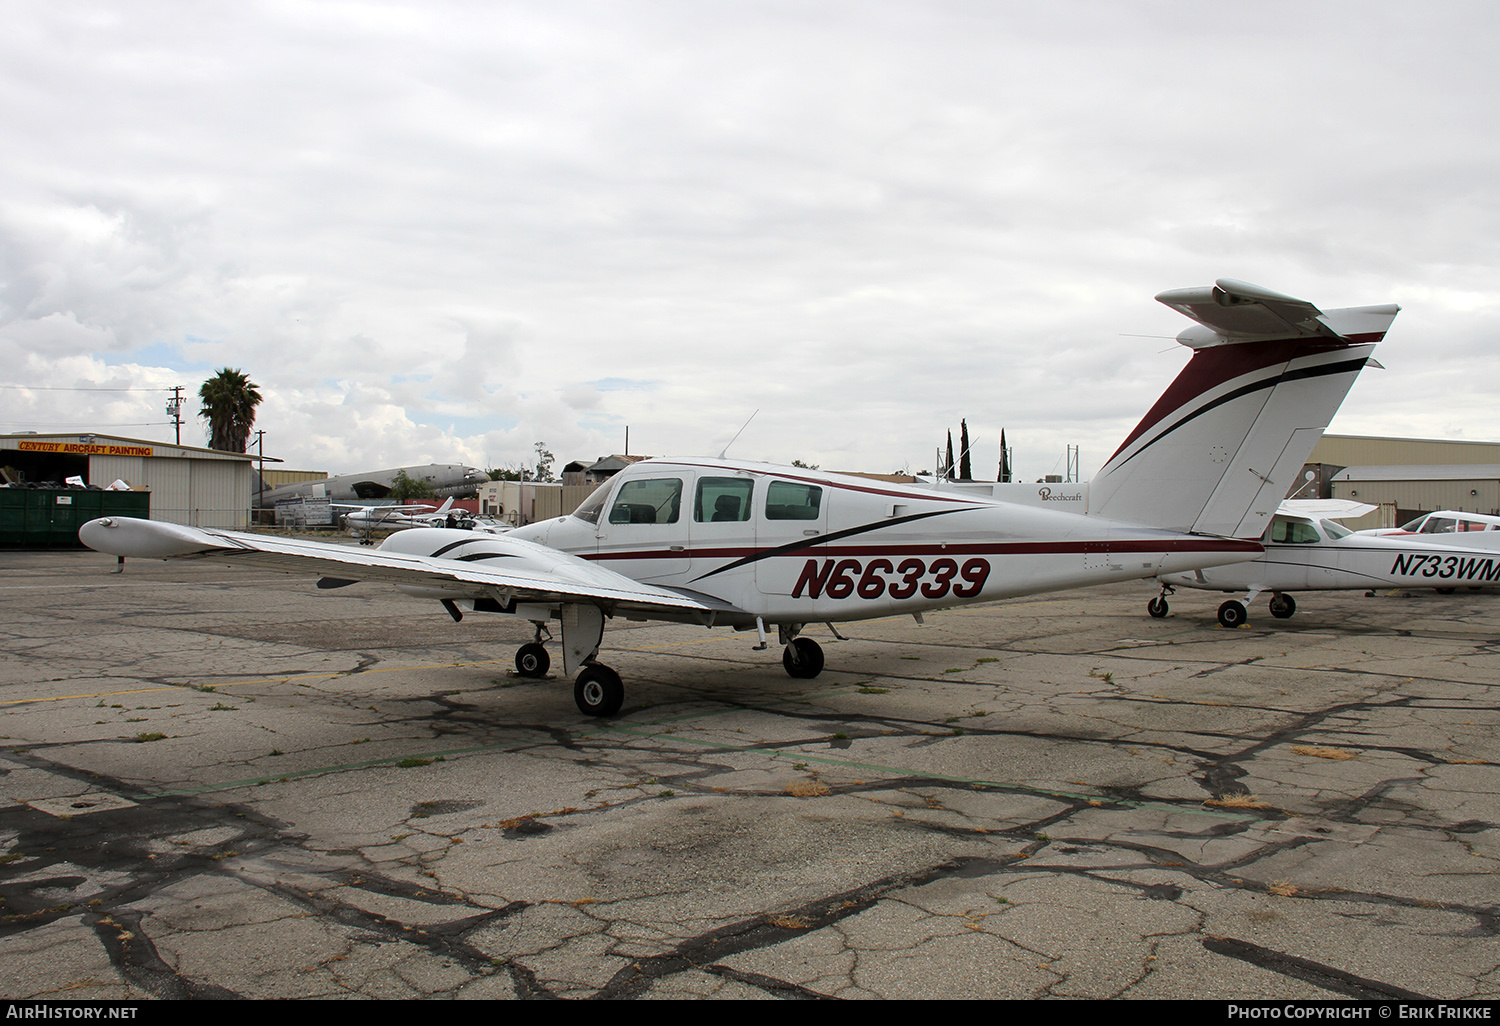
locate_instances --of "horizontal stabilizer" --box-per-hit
[1089,281,1398,538]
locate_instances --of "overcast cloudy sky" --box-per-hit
[3,1,1498,482]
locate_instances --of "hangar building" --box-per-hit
[1307,434,1500,530]
[1,433,254,529]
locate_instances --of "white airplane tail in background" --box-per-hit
[1087,279,1399,539]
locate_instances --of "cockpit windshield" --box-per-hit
[1320,519,1352,539]
[571,484,610,525]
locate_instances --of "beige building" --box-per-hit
[1,433,254,529]
[1307,435,1500,530]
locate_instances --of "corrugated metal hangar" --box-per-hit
[1,433,254,529]
[1308,434,1500,530]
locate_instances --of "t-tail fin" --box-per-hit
[1087,279,1398,538]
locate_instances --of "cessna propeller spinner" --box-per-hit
[80,280,1398,718]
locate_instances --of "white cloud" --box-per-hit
[1,1,1498,482]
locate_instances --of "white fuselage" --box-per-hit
[452,458,1266,624]
[1160,512,1500,594]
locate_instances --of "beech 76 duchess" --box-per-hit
[81,280,1398,717]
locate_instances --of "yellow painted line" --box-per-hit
[0,658,512,706]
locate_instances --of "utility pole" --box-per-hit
[252,430,265,520]
[165,386,184,445]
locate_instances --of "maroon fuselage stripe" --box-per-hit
[582,539,1263,562]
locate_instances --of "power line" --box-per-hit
[0,384,177,392]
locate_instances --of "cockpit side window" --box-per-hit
[695,477,753,523]
[765,480,822,521]
[1321,519,1352,539]
[572,484,610,525]
[1420,517,1458,534]
[1269,516,1321,544]
[607,478,683,525]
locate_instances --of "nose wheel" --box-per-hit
[782,637,825,679]
[1268,593,1296,619]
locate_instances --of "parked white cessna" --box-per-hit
[1149,499,1500,627]
[80,280,1398,717]
[341,497,456,537]
[1355,510,1500,547]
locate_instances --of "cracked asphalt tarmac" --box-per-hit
[1,548,1496,999]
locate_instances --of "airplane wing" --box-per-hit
[78,517,719,617]
[1278,498,1378,520]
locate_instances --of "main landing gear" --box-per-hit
[508,621,829,720]
[1146,586,1296,628]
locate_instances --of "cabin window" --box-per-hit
[1419,517,1458,534]
[1269,517,1321,544]
[695,477,753,523]
[765,480,822,521]
[607,478,683,525]
[572,484,610,525]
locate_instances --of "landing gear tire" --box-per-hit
[514,643,550,677]
[1268,594,1296,619]
[782,637,825,679]
[1435,588,1456,595]
[574,664,624,717]
[1217,600,1248,629]
[1147,596,1169,619]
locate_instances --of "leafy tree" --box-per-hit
[945,431,955,480]
[198,368,262,452]
[790,459,820,470]
[959,420,973,481]
[532,442,556,483]
[388,469,437,502]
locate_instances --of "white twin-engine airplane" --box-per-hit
[80,280,1399,718]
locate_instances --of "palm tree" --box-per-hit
[198,368,262,452]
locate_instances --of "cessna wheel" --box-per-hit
[1268,594,1296,619]
[575,664,624,717]
[782,637,825,679]
[1147,596,1169,619]
[1217,600,1248,629]
[514,643,550,677]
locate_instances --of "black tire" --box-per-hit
[782,637,825,679]
[574,665,624,717]
[515,643,550,677]
[1147,597,1169,619]
[1435,588,1456,595]
[1217,600,1248,629]
[1268,594,1296,619]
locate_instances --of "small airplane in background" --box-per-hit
[1149,499,1500,627]
[1355,510,1500,546]
[341,497,456,537]
[82,279,1398,718]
